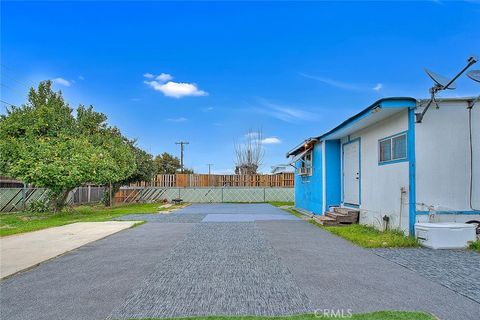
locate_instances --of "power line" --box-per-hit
[1,72,30,88]
[0,99,17,107]
[1,64,36,89]
[1,83,25,95]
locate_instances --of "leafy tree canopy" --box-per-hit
[122,142,156,184]
[0,81,137,208]
[154,152,181,174]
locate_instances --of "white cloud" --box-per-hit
[300,73,362,91]
[143,73,155,79]
[145,80,207,98]
[255,99,318,123]
[53,78,71,87]
[203,106,214,112]
[167,117,188,122]
[261,137,281,144]
[78,75,85,80]
[156,73,173,82]
[300,73,383,92]
[143,72,207,98]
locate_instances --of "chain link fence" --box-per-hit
[114,187,294,204]
[0,187,105,212]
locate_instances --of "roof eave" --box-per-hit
[285,97,417,158]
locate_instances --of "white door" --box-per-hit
[343,140,360,206]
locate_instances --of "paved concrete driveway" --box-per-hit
[0,221,142,278]
[1,204,479,320]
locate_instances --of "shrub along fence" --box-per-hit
[114,187,294,204]
[129,173,294,188]
[0,186,105,212]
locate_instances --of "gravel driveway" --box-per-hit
[1,204,479,320]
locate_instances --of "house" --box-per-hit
[0,176,23,188]
[271,164,294,175]
[286,97,480,235]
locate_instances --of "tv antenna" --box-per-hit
[416,55,478,123]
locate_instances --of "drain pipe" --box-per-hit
[399,187,407,230]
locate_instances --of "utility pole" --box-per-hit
[207,164,213,187]
[207,164,213,175]
[175,141,189,173]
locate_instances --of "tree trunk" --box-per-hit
[52,188,73,212]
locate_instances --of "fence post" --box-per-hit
[221,188,224,203]
[87,185,91,203]
[22,183,26,211]
[109,182,112,207]
[263,188,266,202]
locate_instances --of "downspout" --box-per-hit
[408,106,417,236]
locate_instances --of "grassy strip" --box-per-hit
[470,240,480,253]
[268,202,306,219]
[310,220,419,248]
[0,203,182,237]
[272,203,418,248]
[125,311,435,320]
[268,201,295,207]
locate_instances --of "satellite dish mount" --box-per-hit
[416,56,478,123]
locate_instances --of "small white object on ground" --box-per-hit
[415,222,477,249]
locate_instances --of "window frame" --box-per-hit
[378,131,408,165]
[298,149,313,176]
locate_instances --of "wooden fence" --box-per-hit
[128,173,294,188]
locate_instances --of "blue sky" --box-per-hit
[1,1,479,174]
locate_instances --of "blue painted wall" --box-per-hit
[325,140,341,210]
[294,142,323,214]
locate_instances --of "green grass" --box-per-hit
[0,203,183,237]
[470,240,480,253]
[126,311,435,320]
[311,221,419,248]
[268,201,295,207]
[275,205,418,248]
[268,202,306,219]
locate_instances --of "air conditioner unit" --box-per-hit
[298,167,312,176]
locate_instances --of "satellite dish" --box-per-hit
[425,68,456,89]
[467,70,480,83]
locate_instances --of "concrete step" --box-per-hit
[325,211,357,223]
[314,215,339,227]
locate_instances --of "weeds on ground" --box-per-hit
[470,240,480,253]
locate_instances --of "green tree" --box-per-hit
[124,143,156,184]
[154,152,181,174]
[102,142,157,206]
[0,81,136,210]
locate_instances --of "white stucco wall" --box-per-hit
[415,100,480,219]
[341,110,410,233]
